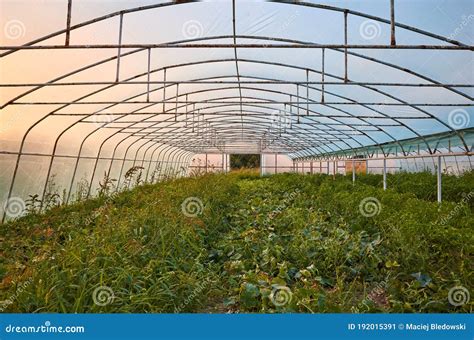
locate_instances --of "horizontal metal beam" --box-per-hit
[11,101,473,106]
[1,81,471,87]
[297,151,473,162]
[1,44,472,50]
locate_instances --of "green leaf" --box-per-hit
[240,283,260,309]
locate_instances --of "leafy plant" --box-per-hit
[1,171,472,313]
[98,172,117,197]
[122,166,144,189]
[25,194,41,214]
[43,174,61,210]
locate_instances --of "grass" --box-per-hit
[1,170,473,313]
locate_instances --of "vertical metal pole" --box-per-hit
[260,154,264,176]
[192,103,196,132]
[352,158,355,183]
[437,156,442,203]
[291,94,297,124]
[205,153,208,173]
[321,48,325,103]
[162,68,167,113]
[310,161,313,174]
[146,48,151,102]
[366,158,369,174]
[306,69,309,115]
[175,83,179,122]
[115,13,123,82]
[296,85,300,120]
[65,0,73,46]
[222,153,224,172]
[344,10,348,82]
[185,94,189,127]
[390,0,396,46]
[274,153,277,174]
[383,157,387,190]
[326,161,330,175]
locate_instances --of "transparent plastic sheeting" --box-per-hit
[0,0,473,221]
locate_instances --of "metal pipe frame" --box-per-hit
[1,0,473,222]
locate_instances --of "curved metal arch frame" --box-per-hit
[1,58,468,212]
[0,0,468,60]
[3,44,470,172]
[1,0,473,222]
[5,52,470,168]
[3,60,469,215]
[17,66,408,210]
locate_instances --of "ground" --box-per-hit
[1,171,473,313]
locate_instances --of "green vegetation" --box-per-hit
[350,171,474,206]
[230,154,260,169]
[1,171,473,313]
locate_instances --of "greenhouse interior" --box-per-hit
[0,0,473,318]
